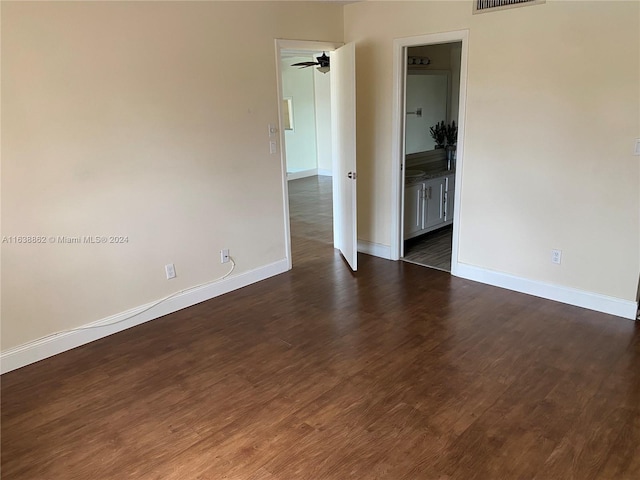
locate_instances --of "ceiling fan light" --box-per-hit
[317,66,330,74]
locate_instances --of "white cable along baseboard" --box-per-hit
[1,258,289,374]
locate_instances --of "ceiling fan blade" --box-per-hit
[290,53,330,72]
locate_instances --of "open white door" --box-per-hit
[330,42,357,271]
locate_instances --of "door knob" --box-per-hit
[347,172,357,179]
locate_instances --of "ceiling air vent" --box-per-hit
[474,0,545,14]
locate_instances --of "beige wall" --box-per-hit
[1,1,343,350]
[345,1,639,302]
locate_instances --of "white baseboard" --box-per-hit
[1,258,290,374]
[455,262,638,320]
[317,169,333,177]
[287,169,318,180]
[358,240,392,260]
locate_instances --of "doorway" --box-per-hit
[402,42,461,272]
[390,30,469,277]
[275,39,358,271]
[275,40,340,270]
[279,50,334,264]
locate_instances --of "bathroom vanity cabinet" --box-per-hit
[404,173,455,239]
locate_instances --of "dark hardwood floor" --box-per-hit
[288,175,333,251]
[2,175,639,479]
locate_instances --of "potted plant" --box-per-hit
[445,120,457,147]
[429,121,446,149]
[445,121,458,169]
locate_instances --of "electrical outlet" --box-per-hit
[220,249,230,264]
[551,249,562,265]
[635,139,640,156]
[165,263,176,279]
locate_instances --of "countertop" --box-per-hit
[405,165,455,185]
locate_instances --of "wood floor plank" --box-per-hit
[2,175,639,479]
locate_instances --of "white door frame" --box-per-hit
[274,39,343,269]
[390,30,469,277]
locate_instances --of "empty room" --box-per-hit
[2,1,639,478]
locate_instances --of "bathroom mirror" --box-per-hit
[405,70,450,154]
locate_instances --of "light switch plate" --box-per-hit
[634,139,640,156]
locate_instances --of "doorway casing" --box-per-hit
[390,30,469,277]
[274,39,343,270]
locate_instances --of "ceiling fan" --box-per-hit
[291,52,330,74]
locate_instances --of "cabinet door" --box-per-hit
[445,174,455,222]
[424,177,445,229]
[404,183,423,237]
